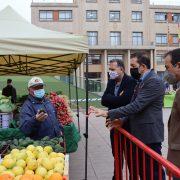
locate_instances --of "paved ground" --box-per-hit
[69,108,171,180]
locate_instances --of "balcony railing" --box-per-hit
[88,41,156,49]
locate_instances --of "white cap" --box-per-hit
[28,77,44,88]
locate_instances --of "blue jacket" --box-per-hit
[20,95,63,140]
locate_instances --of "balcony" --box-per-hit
[88,41,156,50]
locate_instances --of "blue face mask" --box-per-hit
[34,89,45,99]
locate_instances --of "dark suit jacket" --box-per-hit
[108,70,165,144]
[101,74,137,110]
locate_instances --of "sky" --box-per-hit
[0,0,179,22]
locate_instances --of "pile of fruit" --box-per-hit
[0,136,64,154]
[0,94,15,113]
[0,145,66,180]
[49,92,73,126]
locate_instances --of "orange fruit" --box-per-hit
[0,174,14,180]
[48,173,63,180]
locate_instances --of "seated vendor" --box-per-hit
[20,77,63,140]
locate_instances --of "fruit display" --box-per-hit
[0,145,67,180]
[0,136,64,155]
[49,92,74,126]
[0,95,15,113]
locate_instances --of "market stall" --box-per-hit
[0,6,89,180]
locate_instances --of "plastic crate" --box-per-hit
[0,112,13,128]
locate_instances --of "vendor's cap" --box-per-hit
[28,77,44,88]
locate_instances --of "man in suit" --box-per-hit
[164,48,180,180]
[91,56,165,180]
[102,60,136,180]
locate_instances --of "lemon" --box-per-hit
[2,158,16,169]
[26,157,36,164]
[36,146,44,152]
[42,158,54,171]
[16,159,26,168]
[11,149,20,155]
[37,158,43,166]
[14,175,22,180]
[38,152,48,159]
[16,152,27,161]
[27,159,38,171]
[27,145,35,152]
[45,170,54,179]
[32,149,39,159]
[53,163,64,175]
[36,166,47,178]
[0,165,6,174]
[12,166,24,176]
[44,146,53,154]
[57,153,65,159]
[49,152,58,158]
[26,150,34,157]
[25,169,34,175]
[4,154,12,159]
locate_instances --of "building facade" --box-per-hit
[31,0,180,92]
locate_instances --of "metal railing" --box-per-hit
[113,128,180,180]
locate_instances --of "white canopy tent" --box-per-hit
[0,6,88,75]
[0,6,90,179]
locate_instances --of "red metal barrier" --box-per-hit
[114,128,180,180]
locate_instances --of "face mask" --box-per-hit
[130,68,141,80]
[109,71,119,80]
[164,71,178,85]
[34,89,45,99]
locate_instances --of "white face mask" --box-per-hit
[109,71,119,80]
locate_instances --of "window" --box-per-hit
[87,54,101,64]
[87,31,98,46]
[39,11,53,21]
[110,32,121,46]
[131,0,142,3]
[173,13,180,23]
[155,12,167,22]
[108,55,123,64]
[84,72,101,79]
[109,0,120,2]
[132,32,143,45]
[156,34,167,45]
[59,10,72,21]
[156,54,164,65]
[86,10,98,21]
[132,11,142,22]
[109,11,120,21]
[172,34,179,45]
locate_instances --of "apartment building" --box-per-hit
[31,0,180,91]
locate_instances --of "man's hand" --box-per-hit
[106,119,123,130]
[35,111,48,122]
[89,106,108,117]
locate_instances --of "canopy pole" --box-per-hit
[74,67,80,132]
[84,53,89,180]
[68,71,72,108]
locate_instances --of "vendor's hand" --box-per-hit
[106,119,123,130]
[35,111,48,122]
[89,106,108,117]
